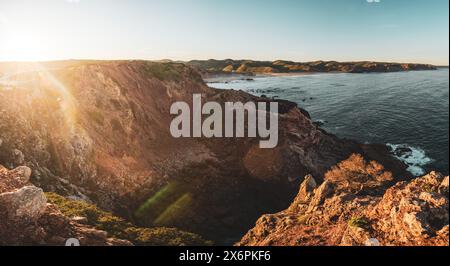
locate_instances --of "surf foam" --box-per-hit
[387,143,433,176]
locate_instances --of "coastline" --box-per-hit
[204,68,441,83]
[207,68,449,176]
[256,72,321,77]
[204,72,320,83]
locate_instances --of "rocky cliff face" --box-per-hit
[0,165,132,245]
[238,154,449,246]
[0,164,210,246]
[187,59,437,76]
[0,60,410,243]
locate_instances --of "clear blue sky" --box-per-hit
[0,0,448,64]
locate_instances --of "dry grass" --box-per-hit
[324,154,393,195]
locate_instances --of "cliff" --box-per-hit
[238,154,449,246]
[0,165,131,245]
[187,59,437,77]
[0,60,412,244]
[0,164,211,245]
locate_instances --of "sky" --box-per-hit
[0,0,448,64]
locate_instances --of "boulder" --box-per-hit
[10,166,32,183]
[0,186,47,221]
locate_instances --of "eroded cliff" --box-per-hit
[0,60,410,243]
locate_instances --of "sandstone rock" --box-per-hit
[0,164,131,246]
[0,60,412,244]
[307,180,332,213]
[0,166,33,193]
[369,172,448,245]
[298,175,317,202]
[365,238,380,246]
[0,186,47,221]
[10,166,32,183]
[439,176,449,195]
[340,225,372,246]
[106,238,134,246]
[237,155,449,246]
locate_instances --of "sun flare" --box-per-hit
[3,27,49,62]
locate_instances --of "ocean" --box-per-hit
[208,68,449,176]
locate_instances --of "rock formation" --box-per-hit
[0,60,420,244]
[238,154,449,246]
[0,165,132,245]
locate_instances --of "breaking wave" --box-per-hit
[387,143,433,176]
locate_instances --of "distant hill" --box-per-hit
[0,60,412,244]
[187,59,437,76]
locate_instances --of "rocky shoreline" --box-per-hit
[0,60,446,245]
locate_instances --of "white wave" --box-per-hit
[387,143,433,176]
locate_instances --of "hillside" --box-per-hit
[0,60,422,244]
[187,59,437,77]
[0,165,210,245]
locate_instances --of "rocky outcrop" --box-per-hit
[0,60,410,243]
[0,165,132,245]
[187,59,437,77]
[238,155,449,246]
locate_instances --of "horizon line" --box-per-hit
[0,58,447,66]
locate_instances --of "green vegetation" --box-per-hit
[422,183,435,193]
[187,59,436,75]
[123,227,210,246]
[142,62,183,81]
[348,216,370,228]
[45,192,212,246]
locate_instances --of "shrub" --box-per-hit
[142,63,183,81]
[124,227,213,246]
[422,183,435,193]
[45,192,104,222]
[348,216,369,228]
[324,154,393,194]
[45,192,212,246]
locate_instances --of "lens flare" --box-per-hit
[0,62,77,133]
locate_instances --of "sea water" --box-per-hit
[209,69,449,176]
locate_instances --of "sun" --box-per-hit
[2,27,50,61]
